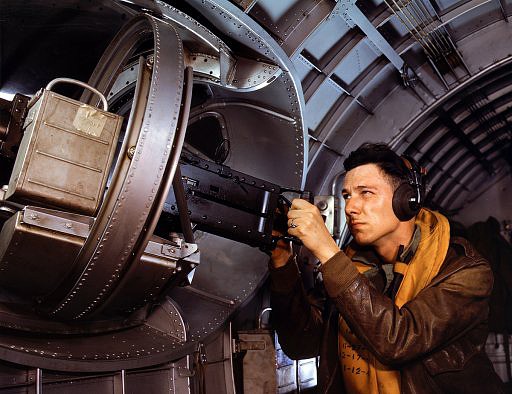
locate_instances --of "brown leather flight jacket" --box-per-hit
[270,237,506,393]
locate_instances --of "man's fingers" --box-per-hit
[290,198,313,210]
[288,200,315,220]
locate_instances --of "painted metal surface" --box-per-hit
[0,0,511,391]
[186,0,309,189]
[0,0,308,380]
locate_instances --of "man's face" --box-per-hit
[342,163,401,247]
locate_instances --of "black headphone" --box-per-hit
[392,155,426,222]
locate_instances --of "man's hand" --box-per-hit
[270,231,293,268]
[287,198,340,264]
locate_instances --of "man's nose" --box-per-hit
[345,196,361,216]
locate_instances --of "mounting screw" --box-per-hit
[316,201,328,211]
[127,146,136,159]
[146,55,154,69]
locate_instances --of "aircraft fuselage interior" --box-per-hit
[0,0,511,392]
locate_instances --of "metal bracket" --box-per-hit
[188,52,221,84]
[334,0,405,71]
[186,49,282,91]
[329,0,355,28]
[144,235,198,262]
[314,195,337,236]
[141,235,200,286]
[219,47,237,87]
[22,206,93,238]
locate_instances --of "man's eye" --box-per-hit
[342,194,351,200]
[361,190,373,195]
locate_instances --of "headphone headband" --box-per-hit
[402,155,426,208]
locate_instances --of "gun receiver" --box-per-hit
[161,154,306,251]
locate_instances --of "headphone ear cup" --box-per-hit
[392,183,418,221]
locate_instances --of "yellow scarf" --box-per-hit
[338,208,450,393]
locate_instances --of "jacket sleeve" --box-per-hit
[269,257,326,359]
[320,250,493,366]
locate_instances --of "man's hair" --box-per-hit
[343,142,409,190]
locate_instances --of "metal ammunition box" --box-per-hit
[0,206,92,297]
[6,79,123,215]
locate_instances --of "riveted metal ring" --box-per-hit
[93,66,195,318]
[42,14,185,320]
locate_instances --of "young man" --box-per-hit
[270,143,504,393]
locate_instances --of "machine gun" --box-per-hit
[159,152,337,252]
[160,153,305,252]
